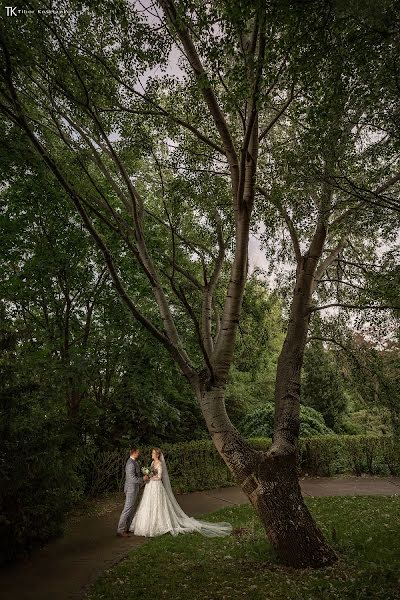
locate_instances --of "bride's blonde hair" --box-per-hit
[152,447,162,459]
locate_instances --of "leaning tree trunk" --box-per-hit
[198,380,337,568]
[197,247,337,568]
[264,250,337,567]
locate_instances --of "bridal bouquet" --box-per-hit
[141,465,155,478]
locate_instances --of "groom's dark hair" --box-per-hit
[130,445,139,454]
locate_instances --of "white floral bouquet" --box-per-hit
[141,465,155,478]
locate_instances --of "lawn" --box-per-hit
[86,496,400,600]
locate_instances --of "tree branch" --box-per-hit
[257,185,301,264]
[310,303,400,312]
[312,235,347,293]
[259,86,295,142]
[158,0,239,184]
[330,171,400,227]
[202,212,225,355]
[0,70,195,379]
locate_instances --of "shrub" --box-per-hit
[0,418,83,565]
[238,403,334,439]
[380,436,400,476]
[299,435,348,476]
[302,341,348,431]
[81,440,236,496]
[81,434,400,496]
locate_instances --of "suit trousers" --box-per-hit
[117,485,140,533]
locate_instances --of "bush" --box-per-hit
[381,436,400,476]
[81,435,400,497]
[0,310,84,565]
[238,403,334,438]
[80,439,235,496]
[0,420,83,566]
[298,435,400,477]
[302,340,348,431]
[299,435,348,476]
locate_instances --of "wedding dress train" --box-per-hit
[130,454,232,538]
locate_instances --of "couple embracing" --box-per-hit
[117,446,232,538]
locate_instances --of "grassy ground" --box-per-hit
[86,496,400,600]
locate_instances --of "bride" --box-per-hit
[130,448,232,538]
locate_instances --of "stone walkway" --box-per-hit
[1,475,399,600]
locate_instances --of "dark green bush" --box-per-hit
[0,422,83,565]
[80,439,235,496]
[299,435,400,476]
[299,435,348,476]
[302,340,348,431]
[238,403,334,438]
[380,436,400,476]
[0,309,84,565]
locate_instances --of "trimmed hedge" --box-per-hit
[81,435,400,496]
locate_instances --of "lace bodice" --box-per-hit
[150,460,162,481]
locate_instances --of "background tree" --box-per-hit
[239,403,334,439]
[302,340,348,431]
[254,1,399,558]
[226,276,284,422]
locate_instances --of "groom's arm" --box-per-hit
[131,461,143,485]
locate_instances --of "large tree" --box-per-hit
[1,0,398,567]
[256,0,400,469]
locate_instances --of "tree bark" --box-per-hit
[264,226,338,567]
[242,451,337,568]
[198,381,337,568]
[66,387,83,422]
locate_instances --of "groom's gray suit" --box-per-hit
[117,457,143,533]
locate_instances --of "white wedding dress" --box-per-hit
[130,454,232,538]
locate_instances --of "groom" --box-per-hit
[116,445,149,538]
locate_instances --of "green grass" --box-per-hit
[86,496,400,600]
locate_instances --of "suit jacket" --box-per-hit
[124,457,143,493]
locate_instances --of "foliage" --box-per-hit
[86,496,400,600]
[0,308,83,565]
[238,403,334,439]
[302,340,349,431]
[0,156,205,445]
[226,277,285,422]
[313,322,400,436]
[341,340,400,436]
[82,435,400,497]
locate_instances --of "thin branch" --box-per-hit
[330,171,400,227]
[257,185,301,263]
[312,235,347,292]
[317,278,369,292]
[310,303,400,312]
[164,256,203,290]
[259,85,295,142]
[158,0,239,181]
[163,270,214,377]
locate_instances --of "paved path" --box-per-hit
[1,476,399,600]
